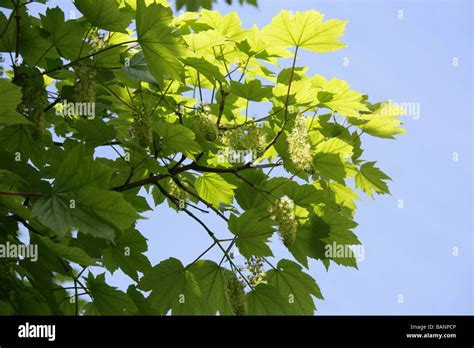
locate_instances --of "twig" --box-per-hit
[0,191,44,197]
[186,242,216,268]
[155,182,253,289]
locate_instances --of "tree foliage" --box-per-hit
[176,0,257,12]
[0,0,405,315]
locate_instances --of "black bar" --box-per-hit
[0,316,473,346]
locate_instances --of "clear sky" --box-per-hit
[19,0,473,314]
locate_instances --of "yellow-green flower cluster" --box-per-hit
[131,107,153,148]
[224,273,247,316]
[193,108,218,142]
[245,257,267,286]
[88,27,106,54]
[268,196,298,247]
[73,63,97,103]
[221,124,267,157]
[16,75,48,141]
[287,114,313,172]
[168,180,189,208]
[72,28,104,104]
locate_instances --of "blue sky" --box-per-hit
[16,0,473,314]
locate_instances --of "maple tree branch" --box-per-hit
[30,40,138,78]
[171,176,228,222]
[0,191,44,197]
[155,182,253,289]
[186,242,217,268]
[113,161,282,193]
[255,45,300,162]
[216,82,229,128]
[217,230,274,242]
[14,0,20,62]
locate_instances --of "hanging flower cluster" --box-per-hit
[245,257,267,286]
[16,68,48,141]
[167,180,189,208]
[73,28,104,104]
[193,107,218,142]
[287,114,313,172]
[131,106,153,148]
[224,273,247,315]
[268,195,298,247]
[221,124,267,157]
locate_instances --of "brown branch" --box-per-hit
[172,161,280,175]
[14,0,20,62]
[218,230,274,242]
[253,46,300,163]
[155,182,253,289]
[31,40,137,78]
[171,176,228,222]
[112,173,169,192]
[186,242,216,268]
[216,82,229,127]
[0,191,44,197]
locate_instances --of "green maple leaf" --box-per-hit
[358,115,406,139]
[313,138,356,183]
[182,56,226,83]
[350,102,407,139]
[197,9,246,42]
[0,79,31,128]
[20,25,59,67]
[0,12,16,52]
[32,188,138,241]
[266,259,323,315]
[153,121,202,158]
[52,145,113,192]
[41,7,89,60]
[313,76,370,117]
[102,228,152,282]
[32,145,138,240]
[0,0,46,9]
[268,179,327,208]
[261,10,347,52]
[320,209,359,244]
[187,260,234,315]
[122,51,158,83]
[228,209,274,258]
[289,210,359,269]
[329,181,360,212]
[136,0,187,81]
[0,125,44,165]
[74,0,133,33]
[127,285,157,315]
[355,161,391,198]
[230,79,272,101]
[138,257,202,315]
[37,235,98,266]
[246,283,289,315]
[85,273,138,315]
[233,170,268,210]
[195,173,236,208]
